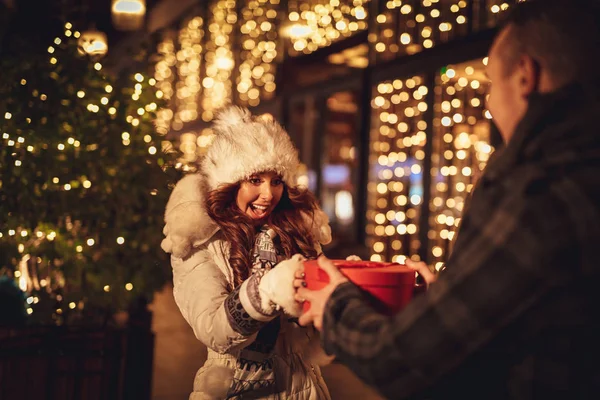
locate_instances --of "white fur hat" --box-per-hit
[161,106,332,259]
[201,106,300,190]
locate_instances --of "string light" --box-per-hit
[200,0,236,122]
[154,36,176,135]
[175,16,203,128]
[373,0,525,61]
[237,0,279,107]
[428,59,493,265]
[283,0,368,56]
[1,18,169,319]
[367,76,427,262]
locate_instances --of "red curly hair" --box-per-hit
[206,179,320,288]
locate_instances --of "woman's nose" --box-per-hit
[260,184,273,202]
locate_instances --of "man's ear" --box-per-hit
[517,54,540,96]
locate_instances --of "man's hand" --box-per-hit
[293,255,348,331]
[405,258,437,286]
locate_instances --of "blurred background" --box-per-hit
[0,0,515,398]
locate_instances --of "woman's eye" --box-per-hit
[272,179,283,186]
[249,178,261,185]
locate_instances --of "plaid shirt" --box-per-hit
[322,83,600,399]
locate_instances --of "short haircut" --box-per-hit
[499,0,600,86]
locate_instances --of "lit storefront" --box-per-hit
[151,0,520,262]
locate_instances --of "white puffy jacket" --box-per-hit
[162,174,333,399]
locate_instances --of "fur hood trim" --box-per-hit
[161,174,219,259]
[161,174,332,259]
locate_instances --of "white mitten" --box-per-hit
[258,254,306,317]
[346,255,362,261]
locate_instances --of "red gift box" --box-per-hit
[303,259,424,315]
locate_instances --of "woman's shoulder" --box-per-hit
[177,233,229,262]
[171,234,233,283]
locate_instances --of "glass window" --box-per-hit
[320,91,360,241]
[287,90,361,244]
[288,97,319,193]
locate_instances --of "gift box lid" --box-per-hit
[304,259,415,287]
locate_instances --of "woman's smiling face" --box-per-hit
[236,171,284,222]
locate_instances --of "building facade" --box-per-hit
[136,0,521,265]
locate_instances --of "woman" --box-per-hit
[161,106,332,399]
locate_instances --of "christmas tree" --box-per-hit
[0,3,180,325]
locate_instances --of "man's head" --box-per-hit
[486,0,600,142]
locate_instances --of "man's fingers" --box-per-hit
[295,287,314,302]
[406,259,435,284]
[298,312,313,327]
[406,259,426,273]
[293,278,306,289]
[317,255,342,277]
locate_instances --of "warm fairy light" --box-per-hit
[174,16,203,129]
[201,0,235,122]
[367,75,426,261]
[283,0,368,56]
[237,0,279,107]
[486,1,523,26]
[154,37,176,135]
[428,58,494,265]
[373,0,524,61]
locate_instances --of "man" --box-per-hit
[295,0,600,398]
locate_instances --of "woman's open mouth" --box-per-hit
[249,203,270,219]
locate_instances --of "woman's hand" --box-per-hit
[405,259,437,286]
[260,254,306,317]
[293,256,348,331]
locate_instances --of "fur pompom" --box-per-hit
[190,365,234,400]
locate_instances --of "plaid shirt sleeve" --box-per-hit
[321,175,576,399]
